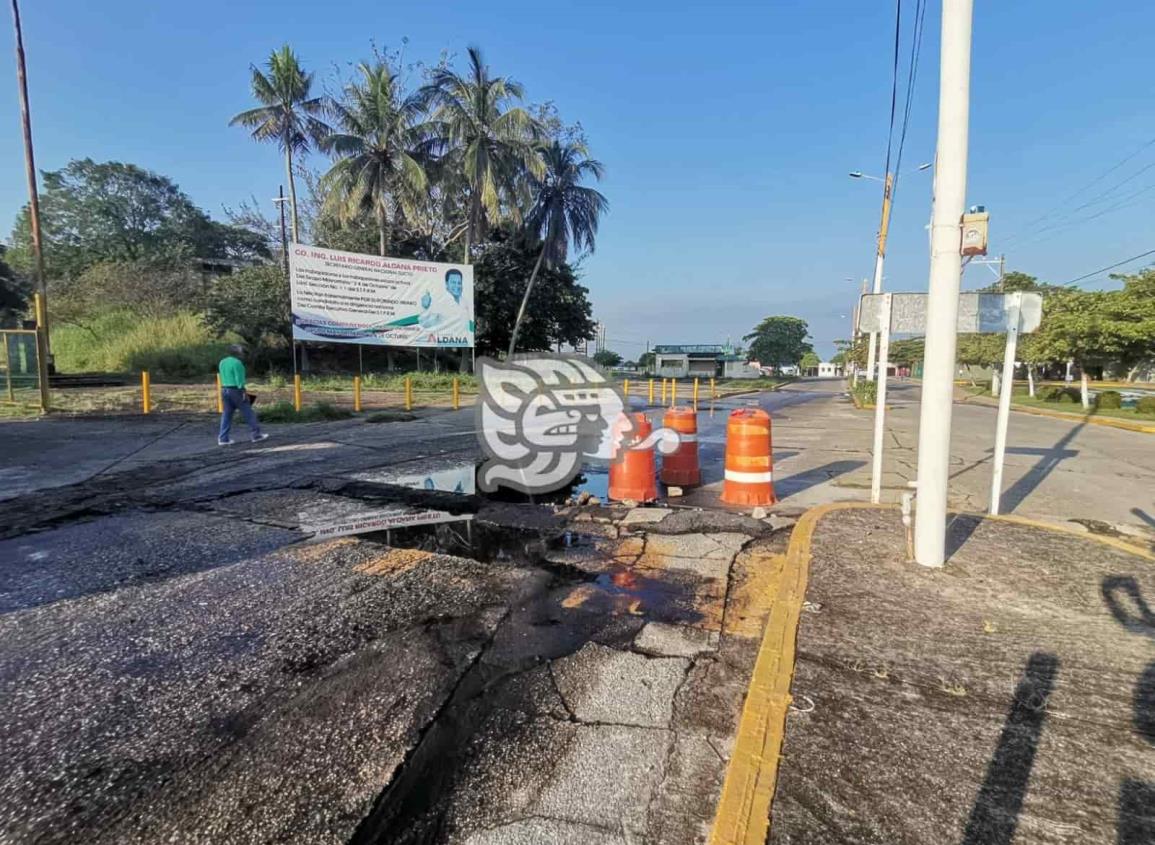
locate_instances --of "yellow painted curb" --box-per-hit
[708,502,1154,845]
[708,501,878,845]
[990,513,1155,561]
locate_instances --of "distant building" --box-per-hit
[818,362,843,378]
[651,344,759,379]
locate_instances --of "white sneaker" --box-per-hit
[251,433,269,443]
[218,439,235,446]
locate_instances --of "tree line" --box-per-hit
[1,43,608,372]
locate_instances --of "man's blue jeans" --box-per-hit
[219,387,262,442]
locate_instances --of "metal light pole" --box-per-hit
[10,0,50,366]
[850,164,930,382]
[913,0,974,567]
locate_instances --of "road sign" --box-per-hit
[857,292,1043,335]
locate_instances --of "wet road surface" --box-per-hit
[0,395,805,844]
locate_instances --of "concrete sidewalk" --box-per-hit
[740,504,1155,844]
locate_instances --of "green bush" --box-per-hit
[1041,386,1080,404]
[51,310,233,378]
[1095,390,1123,410]
[852,380,877,406]
[1136,396,1155,415]
[258,400,352,423]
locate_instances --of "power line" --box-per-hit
[1003,134,1155,245]
[1011,180,1155,249]
[1059,247,1155,287]
[881,0,904,180]
[892,0,928,199]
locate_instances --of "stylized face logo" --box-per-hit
[475,354,636,494]
[445,270,463,304]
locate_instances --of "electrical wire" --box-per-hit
[891,0,928,199]
[1003,134,1155,246]
[1058,247,1155,287]
[881,0,904,181]
[1011,180,1155,249]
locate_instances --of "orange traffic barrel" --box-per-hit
[661,407,700,486]
[609,413,658,502]
[721,408,776,506]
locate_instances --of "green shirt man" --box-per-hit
[218,354,247,389]
[217,344,266,445]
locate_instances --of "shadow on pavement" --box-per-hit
[962,651,1060,845]
[1120,781,1155,845]
[1132,507,1155,532]
[772,460,866,500]
[1102,576,1155,843]
[998,422,1084,514]
[948,423,1085,560]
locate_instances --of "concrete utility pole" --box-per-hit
[11,0,50,364]
[275,185,289,275]
[913,0,974,567]
[865,173,895,382]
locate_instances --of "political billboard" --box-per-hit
[290,244,474,348]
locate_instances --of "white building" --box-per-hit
[818,362,844,378]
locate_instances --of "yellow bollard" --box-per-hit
[452,377,460,411]
[660,379,667,404]
[623,378,630,398]
[141,371,151,414]
[353,375,362,412]
[710,377,717,399]
[693,377,700,410]
[648,379,654,405]
[293,374,302,412]
[670,378,677,408]
[405,376,413,411]
[215,373,223,413]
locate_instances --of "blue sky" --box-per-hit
[3,0,1154,358]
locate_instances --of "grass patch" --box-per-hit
[51,311,234,380]
[364,411,418,423]
[259,400,352,423]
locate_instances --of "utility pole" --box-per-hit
[276,185,288,276]
[864,172,894,382]
[998,253,1005,289]
[11,0,50,366]
[913,0,974,568]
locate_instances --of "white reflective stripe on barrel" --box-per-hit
[724,469,774,484]
[676,433,697,442]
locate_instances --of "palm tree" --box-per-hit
[421,46,543,261]
[507,140,607,357]
[230,45,330,244]
[321,62,429,256]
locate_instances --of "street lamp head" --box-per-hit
[917,162,932,171]
[849,171,864,179]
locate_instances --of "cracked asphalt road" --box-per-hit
[0,401,795,844]
[4,380,1150,844]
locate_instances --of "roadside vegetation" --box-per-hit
[850,379,878,409]
[2,43,607,383]
[258,400,352,423]
[962,384,1155,422]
